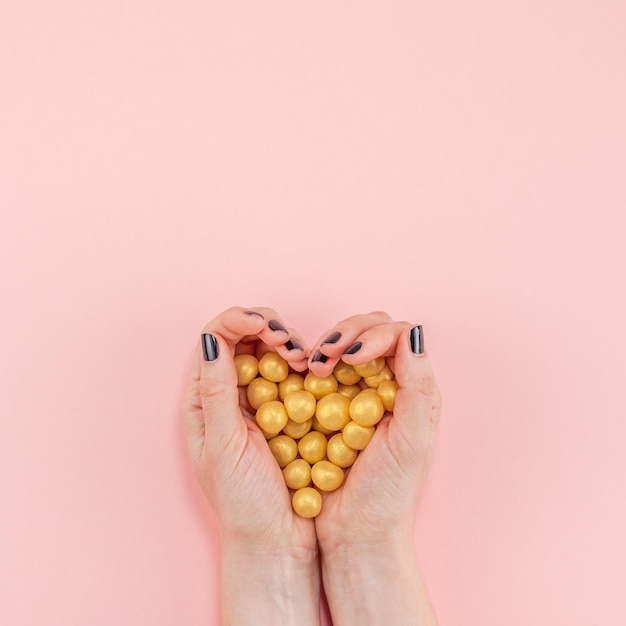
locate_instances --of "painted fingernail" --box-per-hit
[311,349,328,363]
[244,310,264,319]
[202,333,219,361]
[285,338,303,351]
[343,341,362,355]
[409,325,424,355]
[268,319,288,333]
[321,331,342,345]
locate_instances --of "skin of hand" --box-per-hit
[182,306,320,626]
[307,311,442,625]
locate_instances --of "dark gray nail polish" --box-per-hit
[409,325,424,355]
[202,333,219,361]
[244,310,264,319]
[285,339,303,351]
[268,319,288,332]
[311,349,328,363]
[321,331,342,345]
[343,341,362,355]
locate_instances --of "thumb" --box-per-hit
[198,332,245,450]
[391,325,441,451]
[183,332,243,466]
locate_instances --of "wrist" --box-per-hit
[318,519,414,556]
[320,535,436,626]
[320,533,416,582]
[220,535,320,626]
[220,525,318,566]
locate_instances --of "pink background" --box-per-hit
[1,1,625,624]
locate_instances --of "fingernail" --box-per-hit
[244,310,264,319]
[409,325,424,355]
[343,341,362,355]
[285,338,303,351]
[321,331,341,345]
[268,319,288,333]
[202,333,219,361]
[311,349,328,363]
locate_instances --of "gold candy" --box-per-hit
[283,389,317,423]
[311,414,335,435]
[253,417,275,440]
[342,420,375,450]
[337,383,361,401]
[353,356,386,378]
[311,460,344,491]
[282,418,312,439]
[363,364,394,389]
[303,372,338,400]
[234,354,259,386]
[349,389,385,427]
[236,333,400,518]
[292,487,322,518]
[278,373,305,400]
[326,432,358,468]
[247,377,278,410]
[333,361,361,385]
[258,351,289,383]
[377,379,399,412]
[297,431,327,464]
[255,400,289,435]
[283,459,312,489]
[315,392,351,431]
[267,435,298,468]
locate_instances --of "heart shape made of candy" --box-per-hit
[234,349,399,519]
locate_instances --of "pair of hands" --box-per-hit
[183,306,442,558]
[182,306,442,625]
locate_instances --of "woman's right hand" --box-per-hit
[182,305,316,556]
[182,306,323,625]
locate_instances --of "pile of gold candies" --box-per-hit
[234,349,399,518]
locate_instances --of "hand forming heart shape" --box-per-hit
[185,306,439,546]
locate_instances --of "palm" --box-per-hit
[315,419,413,543]
[211,391,316,550]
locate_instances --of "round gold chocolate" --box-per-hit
[258,351,289,383]
[349,389,385,427]
[363,364,394,389]
[326,432,358,468]
[297,431,327,464]
[333,361,361,385]
[353,356,386,378]
[337,383,361,401]
[283,389,317,423]
[311,414,335,435]
[278,373,305,401]
[253,417,276,440]
[311,460,344,492]
[283,459,312,489]
[315,392,351,431]
[282,418,312,439]
[234,354,259,386]
[247,377,278,410]
[377,379,399,412]
[292,487,322,518]
[303,372,338,400]
[255,400,289,435]
[267,435,298,468]
[342,420,375,450]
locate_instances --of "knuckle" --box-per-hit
[226,305,245,315]
[198,376,230,401]
[369,309,392,320]
[417,374,438,397]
